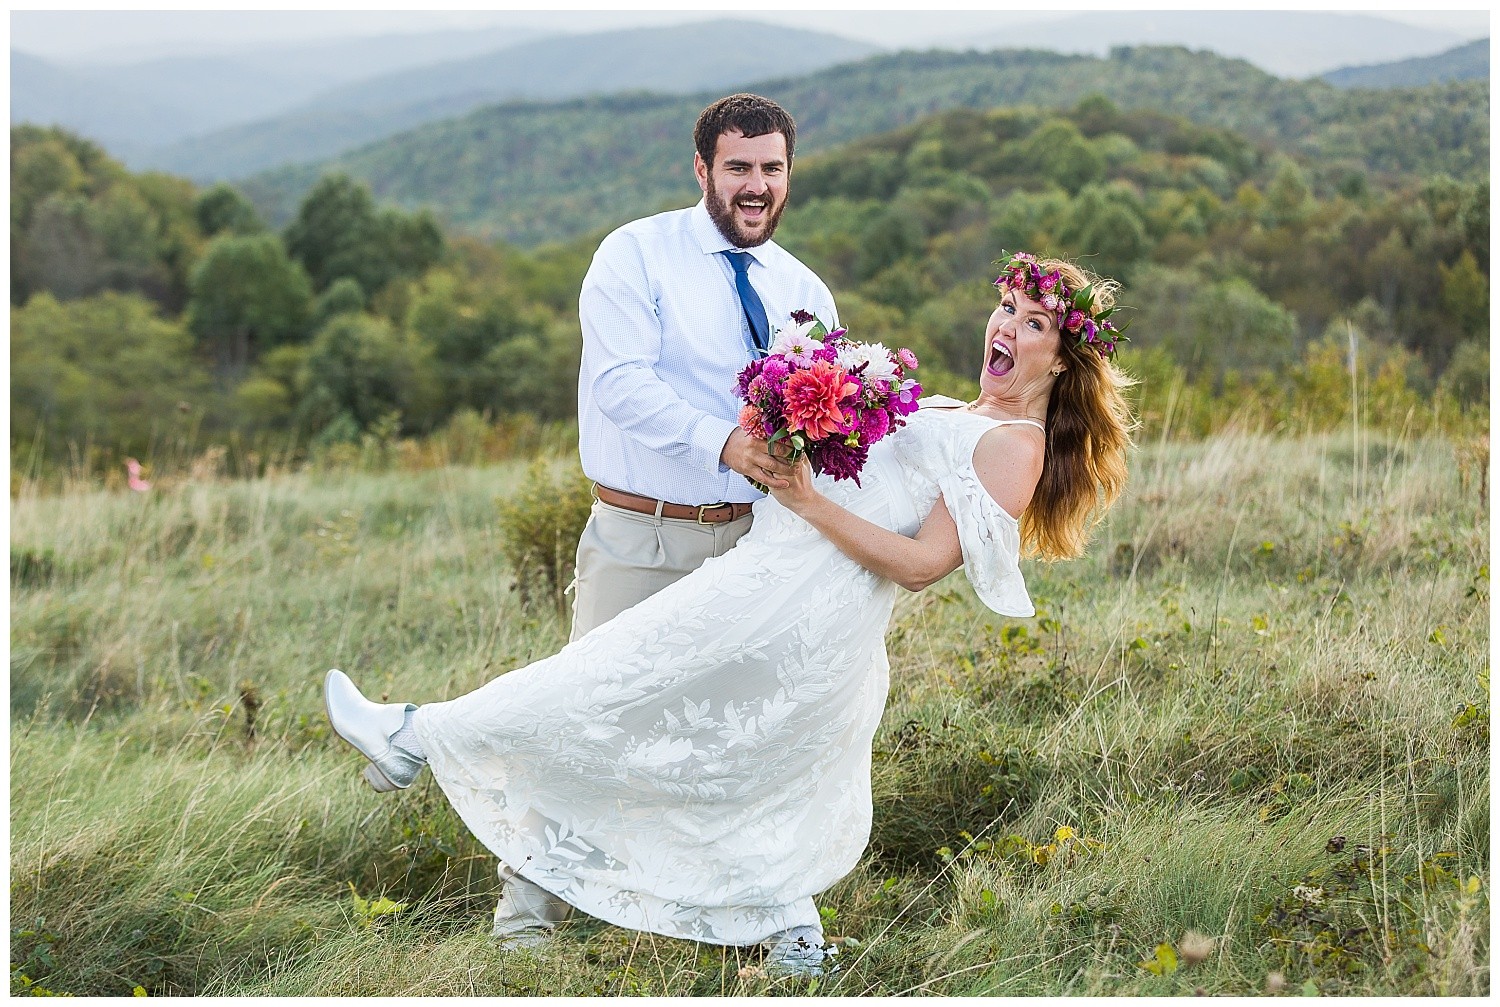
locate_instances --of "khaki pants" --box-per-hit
[568,499,754,641]
[492,497,753,938]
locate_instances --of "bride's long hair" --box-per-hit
[1022,259,1134,561]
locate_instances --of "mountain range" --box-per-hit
[9,24,558,160]
[233,45,1488,248]
[11,13,1485,182]
[954,10,1471,78]
[134,21,879,180]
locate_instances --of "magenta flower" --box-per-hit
[860,407,891,444]
[1064,310,1085,331]
[893,379,922,414]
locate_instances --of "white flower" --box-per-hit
[836,341,899,384]
[769,317,818,352]
[1291,884,1324,905]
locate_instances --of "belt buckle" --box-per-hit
[696,501,731,525]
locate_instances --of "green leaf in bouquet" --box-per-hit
[809,318,829,340]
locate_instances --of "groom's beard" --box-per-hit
[705,172,786,248]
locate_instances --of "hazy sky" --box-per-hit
[10,7,1490,61]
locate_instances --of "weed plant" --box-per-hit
[10,429,1488,996]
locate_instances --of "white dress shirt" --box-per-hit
[577,200,839,505]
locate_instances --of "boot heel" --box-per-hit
[363,763,401,792]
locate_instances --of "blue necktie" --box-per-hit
[723,251,770,352]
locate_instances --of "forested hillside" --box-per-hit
[9,76,1488,478]
[239,46,1489,245]
[1323,39,1489,89]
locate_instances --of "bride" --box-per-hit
[324,253,1133,973]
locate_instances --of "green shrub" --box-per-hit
[495,459,594,615]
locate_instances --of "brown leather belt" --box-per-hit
[594,484,753,525]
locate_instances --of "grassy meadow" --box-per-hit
[9,426,1489,996]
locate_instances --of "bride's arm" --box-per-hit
[769,428,1042,592]
[774,461,962,592]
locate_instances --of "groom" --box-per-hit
[569,92,840,638]
[491,93,841,968]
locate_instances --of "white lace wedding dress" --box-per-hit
[412,395,1036,945]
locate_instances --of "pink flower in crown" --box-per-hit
[1042,293,1059,312]
[1064,309,1085,331]
[1039,272,1059,293]
[897,347,919,369]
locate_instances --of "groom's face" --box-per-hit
[694,129,790,248]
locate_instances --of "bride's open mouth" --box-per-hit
[986,339,1015,377]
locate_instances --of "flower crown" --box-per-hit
[993,251,1128,359]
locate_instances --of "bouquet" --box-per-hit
[734,310,922,486]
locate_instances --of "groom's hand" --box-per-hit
[721,428,794,489]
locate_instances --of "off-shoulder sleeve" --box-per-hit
[936,467,1034,617]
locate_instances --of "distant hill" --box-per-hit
[10,25,556,152]
[135,21,880,180]
[238,46,1489,246]
[1322,39,1489,88]
[954,10,1469,78]
[10,51,239,157]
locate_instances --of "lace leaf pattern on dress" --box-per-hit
[937,467,1034,616]
[410,394,1032,947]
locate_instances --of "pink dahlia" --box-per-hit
[860,407,891,444]
[738,403,768,437]
[784,360,858,440]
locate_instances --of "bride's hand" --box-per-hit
[768,454,821,515]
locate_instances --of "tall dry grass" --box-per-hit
[10,429,1488,995]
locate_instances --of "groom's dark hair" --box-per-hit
[694,94,797,165]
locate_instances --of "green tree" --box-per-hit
[1439,249,1488,339]
[1057,184,1151,282]
[283,174,378,292]
[282,173,445,295]
[187,233,313,372]
[1129,265,1299,384]
[298,313,441,434]
[194,182,264,236]
[1013,119,1104,195]
[11,292,211,460]
[312,276,368,329]
[1263,157,1313,228]
[17,194,109,301]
